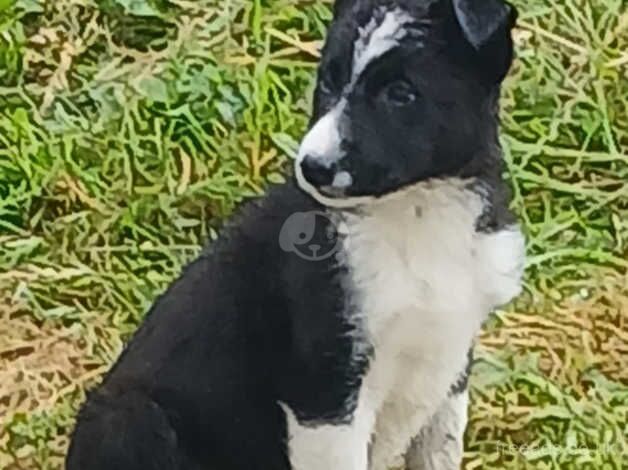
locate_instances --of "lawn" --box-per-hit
[0,0,626,469]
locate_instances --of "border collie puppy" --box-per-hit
[67,0,524,469]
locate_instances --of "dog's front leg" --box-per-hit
[403,388,469,470]
[282,401,374,470]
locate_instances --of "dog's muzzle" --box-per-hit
[300,155,336,187]
[299,155,353,197]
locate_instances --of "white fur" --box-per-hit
[284,178,525,469]
[297,102,345,165]
[332,170,353,189]
[281,401,374,470]
[476,228,526,307]
[353,8,414,79]
[404,391,469,470]
[343,179,514,470]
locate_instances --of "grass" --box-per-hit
[0,0,626,468]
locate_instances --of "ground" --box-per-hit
[0,0,626,469]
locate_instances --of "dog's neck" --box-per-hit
[329,177,486,224]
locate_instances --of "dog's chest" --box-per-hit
[343,185,484,340]
[338,181,524,401]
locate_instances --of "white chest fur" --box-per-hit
[338,179,525,469]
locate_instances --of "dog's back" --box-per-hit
[67,183,358,470]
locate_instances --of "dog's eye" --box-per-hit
[384,80,418,106]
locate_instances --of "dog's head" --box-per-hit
[296,0,517,206]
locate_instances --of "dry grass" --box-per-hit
[467,269,627,469]
[0,0,626,469]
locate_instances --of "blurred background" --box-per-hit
[0,0,626,468]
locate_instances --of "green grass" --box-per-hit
[0,0,626,469]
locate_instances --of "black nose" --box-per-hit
[300,156,335,187]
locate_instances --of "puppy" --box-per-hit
[67,1,524,469]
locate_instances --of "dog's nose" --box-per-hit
[300,156,336,187]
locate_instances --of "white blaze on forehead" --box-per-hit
[352,8,414,79]
[296,101,345,166]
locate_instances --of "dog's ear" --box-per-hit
[452,0,518,83]
[452,0,515,49]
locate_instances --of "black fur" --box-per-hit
[67,183,370,470]
[67,0,517,468]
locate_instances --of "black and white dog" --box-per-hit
[67,0,524,469]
